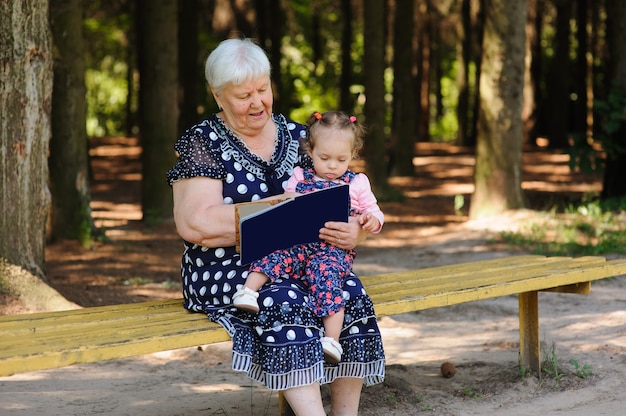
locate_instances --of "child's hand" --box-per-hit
[359,213,381,233]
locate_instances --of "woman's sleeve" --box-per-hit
[166,125,226,185]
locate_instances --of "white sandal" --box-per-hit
[232,287,260,313]
[321,336,343,363]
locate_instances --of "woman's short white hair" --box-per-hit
[205,38,271,93]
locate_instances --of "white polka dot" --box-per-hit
[227,270,237,279]
[201,246,209,252]
[288,290,298,300]
[211,285,218,295]
[223,283,231,293]
[346,279,356,287]
[191,272,198,282]
[224,197,233,204]
[251,194,261,201]
[223,295,231,304]
[286,330,296,340]
[255,326,263,336]
[349,326,360,335]
[199,286,207,296]
[234,161,242,171]
[222,259,232,266]
[202,271,210,281]
[226,173,234,183]
[260,183,268,192]
[266,336,276,343]
[215,248,225,258]
[246,173,256,182]
[305,328,313,337]
[208,131,218,139]
[342,290,350,300]
[263,297,275,308]
[195,258,204,267]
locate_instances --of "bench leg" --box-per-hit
[518,291,541,374]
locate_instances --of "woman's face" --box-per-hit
[212,76,273,137]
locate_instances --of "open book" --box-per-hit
[235,184,350,264]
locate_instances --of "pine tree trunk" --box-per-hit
[0,0,52,277]
[391,0,416,176]
[602,0,626,199]
[0,0,77,311]
[363,0,391,195]
[49,0,94,244]
[137,0,179,221]
[470,0,527,219]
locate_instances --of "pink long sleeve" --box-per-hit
[349,173,384,233]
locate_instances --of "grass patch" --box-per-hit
[499,196,626,256]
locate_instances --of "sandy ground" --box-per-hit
[2,218,625,416]
[1,139,624,415]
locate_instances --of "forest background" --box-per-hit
[2,0,626,311]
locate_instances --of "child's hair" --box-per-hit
[304,111,366,159]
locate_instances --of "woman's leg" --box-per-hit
[329,377,363,416]
[281,383,326,416]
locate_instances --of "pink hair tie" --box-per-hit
[349,115,357,123]
[314,112,322,120]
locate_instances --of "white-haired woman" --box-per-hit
[167,37,385,415]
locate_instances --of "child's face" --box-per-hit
[308,126,353,181]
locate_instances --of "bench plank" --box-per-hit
[1,255,626,379]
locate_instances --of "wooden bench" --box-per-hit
[2,255,626,414]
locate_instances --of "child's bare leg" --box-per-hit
[321,308,345,363]
[323,308,344,341]
[243,271,269,291]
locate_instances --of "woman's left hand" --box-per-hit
[319,217,367,249]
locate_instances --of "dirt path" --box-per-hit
[2,138,625,415]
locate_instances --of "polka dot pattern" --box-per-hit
[167,114,385,390]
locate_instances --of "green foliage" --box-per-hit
[498,197,626,256]
[429,64,459,142]
[569,81,626,173]
[84,5,134,137]
[85,59,129,137]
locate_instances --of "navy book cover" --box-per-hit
[238,184,350,264]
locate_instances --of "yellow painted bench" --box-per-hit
[2,255,626,414]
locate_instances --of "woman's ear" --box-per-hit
[210,86,222,109]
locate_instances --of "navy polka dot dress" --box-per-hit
[167,114,385,390]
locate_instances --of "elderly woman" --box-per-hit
[167,38,385,415]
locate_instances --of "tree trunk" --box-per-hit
[602,0,626,199]
[0,0,52,276]
[545,0,572,148]
[178,0,200,135]
[0,0,77,312]
[456,0,472,146]
[470,0,527,219]
[415,0,431,142]
[137,0,179,221]
[391,0,416,176]
[363,0,391,196]
[340,0,354,112]
[522,0,538,145]
[49,0,95,245]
